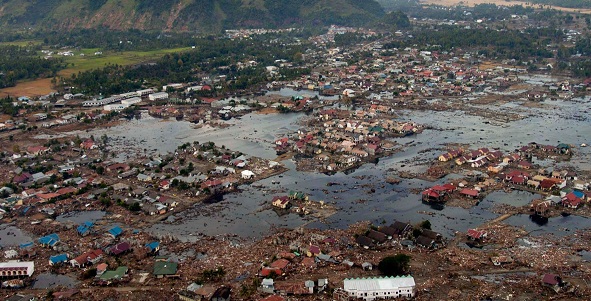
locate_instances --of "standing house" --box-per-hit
[459,188,479,198]
[70,250,103,268]
[153,261,178,278]
[272,196,290,209]
[562,193,582,209]
[49,254,68,266]
[107,226,123,238]
[77,221,94,236]
[38,233,60,248]
[149,92,169,101]
[343,276,416,300]
[109,242,132,256]
[146,242,160,254]
[0,261,35,278]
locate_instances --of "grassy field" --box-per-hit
[59,47,192,76]
[0,78,55,98]
[0,40,43,47]
[0,46,192,97]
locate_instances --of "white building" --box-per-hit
[121,97,142,106]
[186,85,204,92]
[0,261,35,278]
[241,170,255,179]
[104,104,129,111]
[149,92,169,101]
[343,276,416,300]
[163,83,183,91]
[136,89,154,97]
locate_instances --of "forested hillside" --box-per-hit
[0,0,385,32]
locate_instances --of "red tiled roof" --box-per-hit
[460,188,479,197]
[270,259,290,269]
[260,267,282,277]
[467,229,485,239]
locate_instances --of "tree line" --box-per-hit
[0,45,66,88]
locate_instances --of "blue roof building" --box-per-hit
[39,233,60,247]
[108,226,123,238]
[19,242,34,249]
[49,254,68,265]
[573,190,585,199]
[77,221,94,236]
[145,241,160,253]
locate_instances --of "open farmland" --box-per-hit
[0,46,192,97]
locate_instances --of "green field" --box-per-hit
[0,40,43,46]
[59,47,193,76]
[0,45,193,97]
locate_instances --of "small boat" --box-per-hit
[581,143,587,147]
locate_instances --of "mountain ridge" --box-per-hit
[0,0,386,32]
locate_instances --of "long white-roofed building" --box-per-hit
[0,261,35,278]
[342,276,416,300]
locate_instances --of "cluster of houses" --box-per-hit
[355,221,445,250]
[0,222,168,288]
[271,191,313,215]
[1,135,279,220]
[431,142,591,213]
[274,107,420,172]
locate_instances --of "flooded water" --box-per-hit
[266,87,340,101]
[579,250,591,261]
[73,91,591,239]
[85,112,305,161]
[32,273,79,289]
[56,211,106,224]
[483,191,540,207]
[504,214,591,237]
[0,225,34,248]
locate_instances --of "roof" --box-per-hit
[146,241,160,251]
[355,235,373,247]
[72,249,103,265]
[0,261,35,276]
[50,254,68,264]
[39,233,60,246]
[542,274,560,285]
[153,261,178,275]
[467,229,485,239]
[260,267,282,277]
[100,266,128,280]
[344,276,416,292]
[460,188,479,197]
[378,226,397,236]
[260,295,285,301]
[367,230,387,243]
[270,259,290,269]
[77,221,94,235]
[110,242,131,255]
[416,235,434,247]
[108,226,123,237]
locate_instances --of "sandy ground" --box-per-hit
[0,78,56,98]
[420,0,591,14]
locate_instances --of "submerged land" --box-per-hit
[1,2,591,301]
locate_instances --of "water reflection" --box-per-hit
[529,214,548,226]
